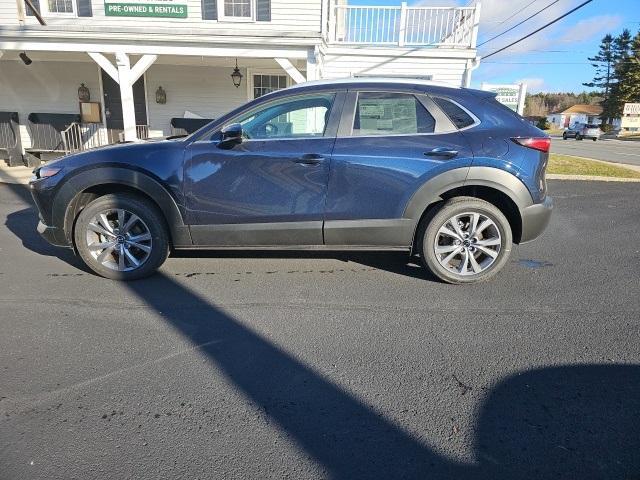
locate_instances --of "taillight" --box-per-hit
[511,137,551,153]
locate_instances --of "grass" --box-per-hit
[548,154,640,178]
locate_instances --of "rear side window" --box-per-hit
[352,92,435,136]
[432,97,476,129]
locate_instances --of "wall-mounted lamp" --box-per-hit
[155,86,167,104]
[19,52,32,66]
[77,83,91,102]
[230,59,243,88]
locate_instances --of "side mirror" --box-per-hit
[219,123,243,149]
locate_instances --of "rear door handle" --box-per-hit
[294,154,325,165]
[424,147,458,159]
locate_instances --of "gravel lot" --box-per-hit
[1,180,639,480]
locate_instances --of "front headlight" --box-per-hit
[33,165,62,180]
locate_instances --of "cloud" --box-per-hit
[558,15,622,44]
[516,77,546,93]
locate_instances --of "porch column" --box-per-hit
[306,48,318,82]
[115,52,137,142]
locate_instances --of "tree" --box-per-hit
[583,34,615,122]
[605,29,633,121]
[617,30,640,106]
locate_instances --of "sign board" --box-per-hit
[480,83,527,115]
[623,103,640,115]
[104,0,187,17]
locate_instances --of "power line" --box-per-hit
[478,0,537,37]
[482,0,594,60]
[478,0,561,48]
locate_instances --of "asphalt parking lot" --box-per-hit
[1,179,639,479]
[551,136,640,166]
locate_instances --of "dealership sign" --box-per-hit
[623,103,640,115]
[104,0,187,17]
[480,83,527,115]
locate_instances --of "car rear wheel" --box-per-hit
[419,197,512,284]
[562,133,567,140]
[74,194,169,280]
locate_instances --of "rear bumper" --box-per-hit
[520,196,553,243]
[37,220,70,247]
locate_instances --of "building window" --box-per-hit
[47,0,74,14]
[223,0,251,18]
[253,74,287,99]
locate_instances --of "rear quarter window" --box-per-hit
[432,97,476,129]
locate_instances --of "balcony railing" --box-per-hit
[329,4,479,48]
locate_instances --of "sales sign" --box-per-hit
[104,0,187,17]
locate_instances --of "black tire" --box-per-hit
[562,133,567,140]
[419,197,513,284]
[74,194,169,280]
[592,138,597,141]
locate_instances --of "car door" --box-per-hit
[186,91,344,246]
[324,89,474,247]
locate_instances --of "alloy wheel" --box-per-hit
[84,208,152,272]
[433,211,502,276]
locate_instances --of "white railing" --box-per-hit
[330,4,478,48]
[62,123,150,154]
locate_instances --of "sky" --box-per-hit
[347,0,640,93]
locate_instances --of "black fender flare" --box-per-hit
[52,167,192,247]
[402,166,534,246]
[403,166,534,221]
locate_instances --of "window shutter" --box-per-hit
[25,0,40,16]
[256,0,270,21]
[76,0,93,17]
[201,0,217,20]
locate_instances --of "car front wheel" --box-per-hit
[420,197,512,284]
[74,194,169,280]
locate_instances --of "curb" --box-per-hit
[547,174,640,182]
[0,166,33,185]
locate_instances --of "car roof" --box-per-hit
[283,77,490,98]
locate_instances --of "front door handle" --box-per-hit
[424,147,458,159]
[294,154,325,165]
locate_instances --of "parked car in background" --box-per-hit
[563,123,601,141]
[29,78,553,284]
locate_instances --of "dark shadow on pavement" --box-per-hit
[2,182,88,270]
[127,273,640,479]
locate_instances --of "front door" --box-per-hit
[101,69,148,133]
[186,91,343,246]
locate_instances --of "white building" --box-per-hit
[546,104,603,129]
[0,0,481,165]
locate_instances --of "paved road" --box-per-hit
[551,136,640,166]
[1,181,639,479]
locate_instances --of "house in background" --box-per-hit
[546,104,603,129]
[0,0,481,166]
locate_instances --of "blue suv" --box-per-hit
[30,78,552,283]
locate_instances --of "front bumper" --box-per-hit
[37,220,70,247]
[520,196,553,243]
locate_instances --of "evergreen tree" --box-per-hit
[583,34,615,122]
[618,30,640,106]
[605,29,633,120]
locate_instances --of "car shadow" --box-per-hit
[3,182,88,271]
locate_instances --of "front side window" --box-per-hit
[47,0,74,14]
[224,0,251,17]
[352,92,435,136]
[233,93,335,140]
